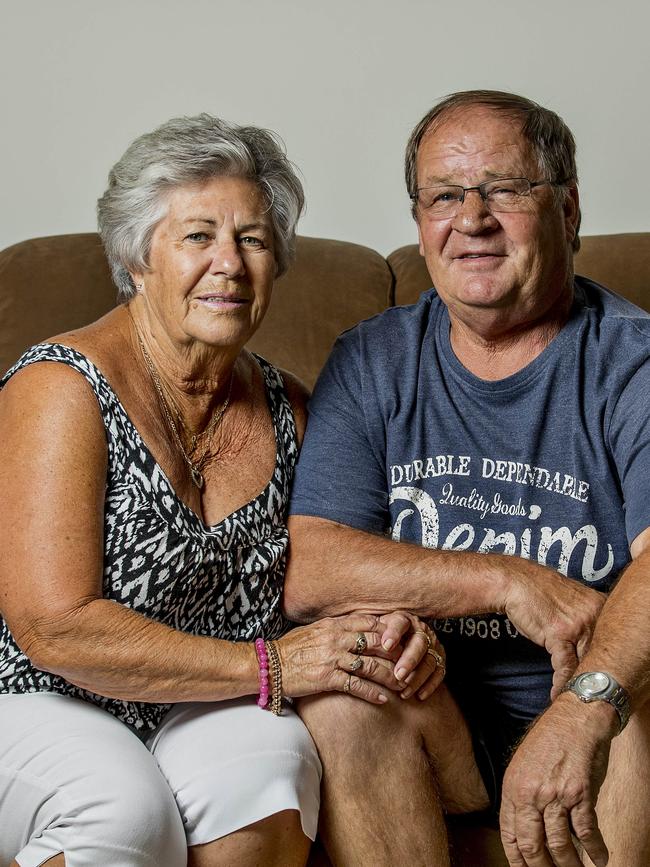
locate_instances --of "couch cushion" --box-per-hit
[0,234,393,387]
[387,243,430,308]
[388,233,650,313]
[248,236,393,388]
[573,232,650,311]
[0,233,118,376]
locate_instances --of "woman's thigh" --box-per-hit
[147,698,322,847]
[0,693,187,867]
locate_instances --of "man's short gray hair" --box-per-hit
[97,114,305,298]
[404,90,581,251]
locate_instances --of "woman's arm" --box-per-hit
[0,361,261,702]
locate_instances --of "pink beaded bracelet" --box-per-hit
[255,638,270,709]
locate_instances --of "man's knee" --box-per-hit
[296,689,432,752]
[297,689,489,814]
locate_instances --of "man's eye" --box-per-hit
[486,182,521,199]
[432,190,460,204]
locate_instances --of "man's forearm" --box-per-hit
[567,547,650,714]
[285,516,588,622]
[284,516,509,621]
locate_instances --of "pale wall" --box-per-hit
[1,0,648,255]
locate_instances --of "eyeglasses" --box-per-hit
[411,177,562,219]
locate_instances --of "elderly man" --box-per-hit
[284,90,650,867]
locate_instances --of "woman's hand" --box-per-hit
[378,610,446,701]
[278,613,397,704]
[277,612,445,705]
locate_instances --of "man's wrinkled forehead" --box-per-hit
[421,103,526,144]
[416,106,538,184]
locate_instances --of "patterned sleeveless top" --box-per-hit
[0,343,297,732]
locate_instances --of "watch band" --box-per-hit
[562,672,631,733]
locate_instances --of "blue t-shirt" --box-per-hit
[290,278,650,722]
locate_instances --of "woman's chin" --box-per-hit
[182,320,256,351]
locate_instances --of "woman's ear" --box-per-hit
[130,273,145,293]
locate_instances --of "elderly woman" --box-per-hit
[0,115,444,867]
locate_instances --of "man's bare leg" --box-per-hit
[581,703,650,867]
[298,685,489,867]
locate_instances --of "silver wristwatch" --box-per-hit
[562,671,631,733]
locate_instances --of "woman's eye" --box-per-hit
[186,232,210,242]
[240,236,264,248]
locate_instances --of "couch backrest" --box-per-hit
[1,232,648,386]
[248,236,392,387]
[389,232,650,311]
[0,233,118,378]
[0,234,393,387]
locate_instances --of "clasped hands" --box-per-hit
[359,610,446,702]
[277,610,446,705]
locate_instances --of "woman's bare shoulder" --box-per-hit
[45,305,132,380]
[0,311,130,448]
[0,354,107,445]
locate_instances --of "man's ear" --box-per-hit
[564,183,580,246]
[417,218,426,257]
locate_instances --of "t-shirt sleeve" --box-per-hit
[289,331,389,533]
[608,357,650,545]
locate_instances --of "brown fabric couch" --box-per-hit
[2,232,649,384]
[1,231,649,865]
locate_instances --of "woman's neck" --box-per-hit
[126,299,240,434]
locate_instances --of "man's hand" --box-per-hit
[503,570,606,697]
[500,696,617,867]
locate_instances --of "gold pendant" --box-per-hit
[190,466,204,489]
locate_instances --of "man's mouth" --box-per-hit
[456,252,503,259]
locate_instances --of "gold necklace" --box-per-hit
[132,322,233,490]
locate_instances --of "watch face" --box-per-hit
[577,672,610,697]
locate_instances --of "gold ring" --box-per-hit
[354,633,367,654]
[350,656,363,672]
[344,674,352,693]
[427,648,444,668]
[414,629,432,650]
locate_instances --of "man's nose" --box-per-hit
[451,189,499,233]
[208,238,245,277]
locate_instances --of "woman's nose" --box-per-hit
[208,239,245,277]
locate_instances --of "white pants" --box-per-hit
[0,693,321,867]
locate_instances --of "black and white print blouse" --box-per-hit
[0,343,297,732]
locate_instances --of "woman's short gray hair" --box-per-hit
[404,90,581,251]
[97,114,305,298]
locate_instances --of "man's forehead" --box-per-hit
[423,104,524,141]
[416,106,536,182]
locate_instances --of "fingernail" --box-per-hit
[401,688,413,699]
[395,666,406,680]
[383,639,394,651]
[377,693,388,703]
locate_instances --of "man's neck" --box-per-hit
[448,292,574,381]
